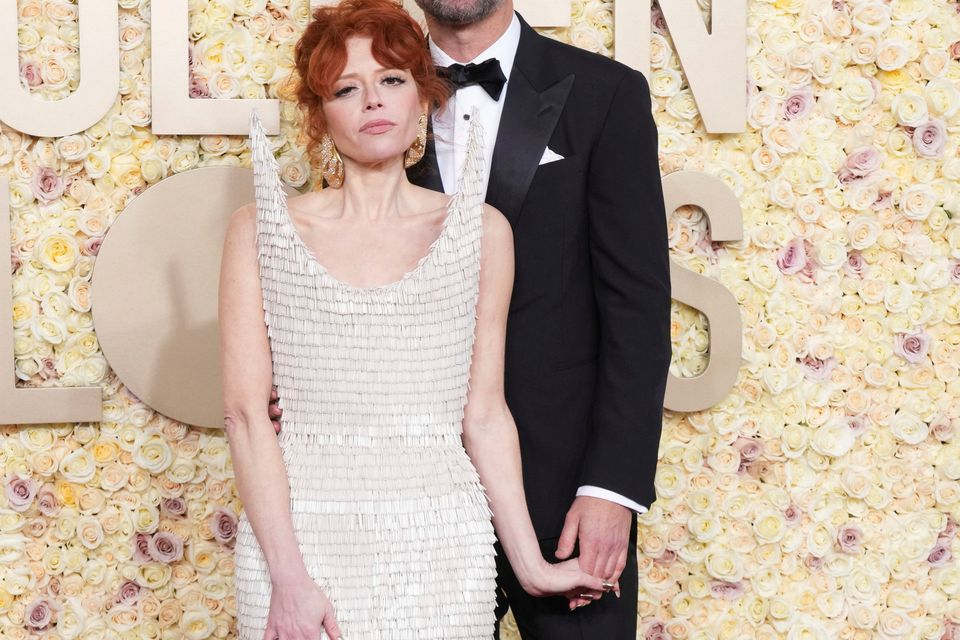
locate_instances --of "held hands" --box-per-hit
[266,570,341,640]
[519,558,610,611]
[555,496,632,606]
[269,386,282,434]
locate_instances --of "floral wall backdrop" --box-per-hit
[2,0,960,638]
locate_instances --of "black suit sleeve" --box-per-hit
[580,68,671,509]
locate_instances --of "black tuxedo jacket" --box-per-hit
[409,15,671,539]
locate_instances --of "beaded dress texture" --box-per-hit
[232,109,497,639]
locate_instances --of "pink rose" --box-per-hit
[784,504,802,525]
[37,357,59,381]
[734,437,763,462]
[36,484,60,517]
[950,261,960,284]
[19,60,42,88]
[710,581,745,600]
[942,518,958,541]
[82,236,103,257]
[5,474,38,512]
[928,542,952,567]
[913,119,947,158]
[211,507,238,544]
[804,554,822,570]
[845,146,882,177]
[872,191,893,210]
[656,549,677,566]
[783,89,813,120]
[25,596,60,630]
[133,532,153,563]
[800,355,836,381]
[951,41,960,60]
[844,251,867,278]
[161,497,187,518]
[651,7,667,35]
[846,415,868,436]
[837,524,863,554]
[10,253,20,275]
[777,238,808,275]
[931,415,955,443]
[148,531,184,563]
[644,621,668,640]
[30,166,66,204]
[116,579,141,605]
[189,75,210,99]
[894,329,931,364]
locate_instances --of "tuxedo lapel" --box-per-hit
[487,19,574,225]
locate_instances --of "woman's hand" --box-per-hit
[519,558,612,611]
[264,571,341,640]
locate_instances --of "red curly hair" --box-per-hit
[291,0,448,160]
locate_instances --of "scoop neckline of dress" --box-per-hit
[278,188,463,293]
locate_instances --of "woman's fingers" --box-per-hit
[323,610,343,640]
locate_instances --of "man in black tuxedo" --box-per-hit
[408,0,672,636]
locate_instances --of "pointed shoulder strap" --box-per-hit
[453,107,487,214]
[248,109,296,254]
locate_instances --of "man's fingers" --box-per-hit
[555,513,580,559]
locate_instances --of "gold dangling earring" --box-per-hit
[319,133,344,188]
[404,113,428,168]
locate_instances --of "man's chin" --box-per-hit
[415,0,505,26]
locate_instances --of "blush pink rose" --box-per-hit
[784,504,802,525]
[800,355,836,381]
[161,497,187,518]
[710,581,745,600]
[844,251,867,278]
[116,579,141,605]
[837,524,863,554]
[24,597,60,630]
[644,621,668,640]
[894,329,931,364]
[19,60,42,88]
[36,483,60,517]
[777,238,808,275]
[950,261,960,284]
[784,89,813,120]
[913,119,947,158]
[30,166,66,204]
[5,474,38,512]
[133,532,153,563]
[847,415,868,436]
[804,553,823,570]
[148,531,184,563]
[928,542,952,567]
[211,507,238,544]
[845,146,882,177]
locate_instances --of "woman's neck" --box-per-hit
[334,157,414,221]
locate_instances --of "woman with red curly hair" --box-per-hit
[219,1,605,638]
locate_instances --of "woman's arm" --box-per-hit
[461,205,606,607]
[218,204,341,639]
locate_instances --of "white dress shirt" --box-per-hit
[428,19,647,516]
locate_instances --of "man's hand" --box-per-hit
[555,496,631,598]
[269,385,282,434]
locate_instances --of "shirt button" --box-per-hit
[463,114,471,120]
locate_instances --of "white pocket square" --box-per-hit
[538,146,564,165]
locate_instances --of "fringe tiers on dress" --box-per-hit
[232,110,498,638]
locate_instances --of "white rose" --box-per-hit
[898,183,937,221]
[891,93,928,127]
[889,412,929,445]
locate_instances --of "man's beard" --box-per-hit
[414,0,504,26]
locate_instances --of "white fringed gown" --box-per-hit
[231,109,497,639]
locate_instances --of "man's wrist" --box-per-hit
[576,486,648,513]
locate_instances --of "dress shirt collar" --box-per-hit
[428,12,521,82]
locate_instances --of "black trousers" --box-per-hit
[493,513,639,639]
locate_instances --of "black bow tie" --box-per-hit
[438,58,506,101]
